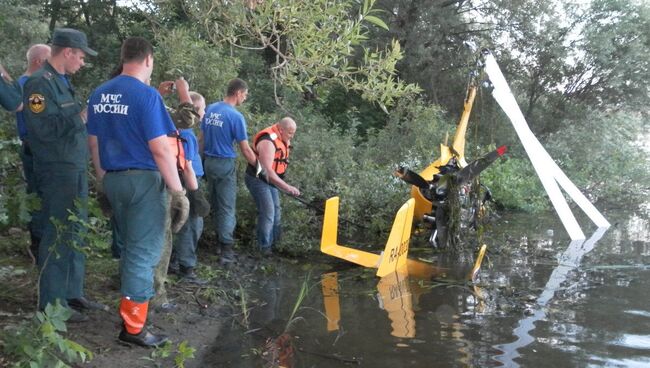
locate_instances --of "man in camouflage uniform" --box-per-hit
[22,28,107,321]
[0,63,22,112]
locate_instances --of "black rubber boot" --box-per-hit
[68,297,110,312]
[179,266,208,285]
[219,244,237,265]
[67,309,89,323]
[118,328,169,348]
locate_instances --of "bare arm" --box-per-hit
[257,140,300,196]
[88,134,105,183]
[239,139,258,166]
[149,135,183,192]
[182,161,198,191]
[158,79,191,104]
[174,78,191,104]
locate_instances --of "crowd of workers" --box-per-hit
[0,28,300,347]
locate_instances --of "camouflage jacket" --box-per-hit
[167,102,199,130]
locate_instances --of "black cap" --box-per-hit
[51,28,97,56]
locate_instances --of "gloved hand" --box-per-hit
[187,189,210,217]
[169,189,190,233]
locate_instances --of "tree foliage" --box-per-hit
[181,0,421,109]
[0,0,647,248]
[563,0,650,110]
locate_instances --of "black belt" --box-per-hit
[106,168,145,173]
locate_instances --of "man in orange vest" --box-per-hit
[244,117,300,256]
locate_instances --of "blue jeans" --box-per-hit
[104,170,167,303]
[172,214,203,268]
[204,157,237,247]
[244,173,281,250]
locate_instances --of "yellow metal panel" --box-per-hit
[321,197,416,273]
[320,197,381,268]
[452,85,477,167]
[376,199,415,277]
[320,197,340,253]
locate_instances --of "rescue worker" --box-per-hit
[244,117,300,255]
[87,36,189,347]
[201,78,257,264]
[170,91,210,284]
[103,75,199,312]
[22,28,107,321]
[150,78,200,311]
[16,44,51,259]
[0,63,22,111]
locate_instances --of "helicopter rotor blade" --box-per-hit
[454,145,507,184]
[394,166,430,189]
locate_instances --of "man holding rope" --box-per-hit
[244,117,300,256]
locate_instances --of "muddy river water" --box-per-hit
[202,201,650,367]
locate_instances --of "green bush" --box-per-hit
[545,109,649,203]
[235,96,449,253]
[2,302,93,367]
[481,154,548,212]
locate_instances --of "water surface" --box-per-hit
[203,202,650,367]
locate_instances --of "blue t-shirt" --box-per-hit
[15,75,29,140]
[87,75,176,170]
[200,101,248,158]
[180,128,203,177]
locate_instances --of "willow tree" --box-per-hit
[180,0,420,110]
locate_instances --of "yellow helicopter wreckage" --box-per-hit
[319,49,609,281]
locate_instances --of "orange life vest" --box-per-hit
[167,130,186,172]
[253,124,290,176]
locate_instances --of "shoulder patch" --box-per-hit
[28,94,46,113]
[43,72,52,80]
[269,133,278,140]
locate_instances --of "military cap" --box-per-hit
[167,102,200,129]
[51,28,97,56]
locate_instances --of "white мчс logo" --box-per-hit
[93,93,129,115]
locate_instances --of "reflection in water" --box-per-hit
[611,334,650,350]
[262,333,295,368]
[199,205,648,367]
[321,262,487,367]
[494,227,609,366]
[376,270,415,338]
[322,270,419,339]
[321,272,340,332]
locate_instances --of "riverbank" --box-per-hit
[0,227,297,367]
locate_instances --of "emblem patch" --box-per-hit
[28,94,46,114]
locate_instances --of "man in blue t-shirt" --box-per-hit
[87,37,189,348]
[201,78,257,263]
[15,44,50,258]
